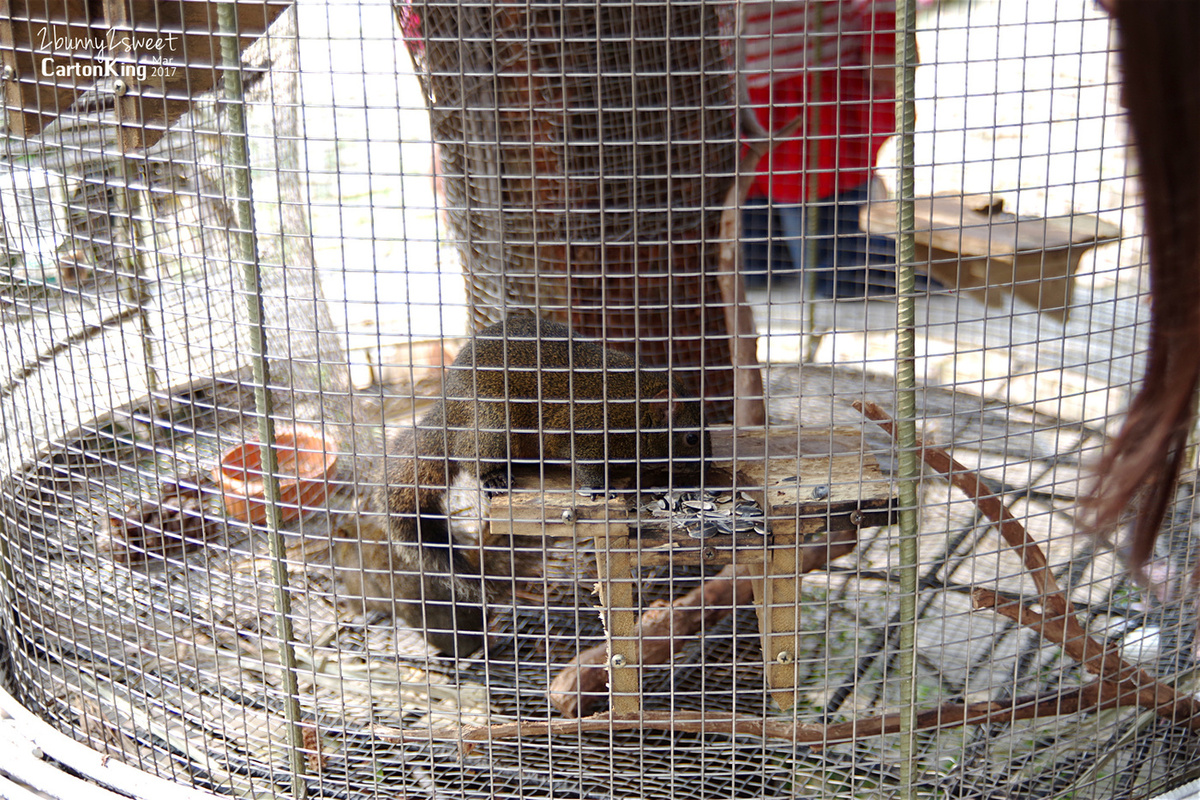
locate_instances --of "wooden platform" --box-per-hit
[489,426,896,711]
[862,194,1121,321]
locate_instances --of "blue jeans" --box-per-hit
[742,185,906,298]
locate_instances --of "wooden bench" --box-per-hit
[862,194,1121,321]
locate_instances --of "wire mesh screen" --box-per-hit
[405,0,739,417]
[0,1,1196,799]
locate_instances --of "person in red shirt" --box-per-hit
[742,0,908,297]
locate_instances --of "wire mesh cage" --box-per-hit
[0,1,1196,799]
[402,1,739,416]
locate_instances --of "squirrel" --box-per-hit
[335,315,708,656]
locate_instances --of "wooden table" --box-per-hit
[489,426,895,712]
[862,194,1121,321]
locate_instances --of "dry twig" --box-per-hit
[854,399,1200,727]
[714,113,805,428]
[548,564,755,717]
[398,684,1136,756]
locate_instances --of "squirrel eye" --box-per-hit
[685,433,700,446]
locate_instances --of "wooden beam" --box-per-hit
[0,0,290,149]
[0,0,101,136]
[104,0,290,150]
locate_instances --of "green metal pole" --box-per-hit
[215,5,308,796]
[893,0,921,795]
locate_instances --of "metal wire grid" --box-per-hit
[0,1,1191,799]
[404,0,739,416]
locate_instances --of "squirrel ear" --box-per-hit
[647,388,674,423]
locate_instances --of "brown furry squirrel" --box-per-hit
[336,315,708,656]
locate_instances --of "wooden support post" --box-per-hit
[491,481,643,712]
[751,543,804,711]
[593,525,641,715]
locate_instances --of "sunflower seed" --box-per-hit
[686,520,723,539]
[711,517,737,534]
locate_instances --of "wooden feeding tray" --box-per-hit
[489,426,895,712]
[861,194,1121,321]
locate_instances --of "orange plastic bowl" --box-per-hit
[215,428,336,524]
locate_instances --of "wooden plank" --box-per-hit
[863,195,1120,258]
[494,482,638,709]
[103,0,290,150]
[489,471,629,539]
[593,525,641,715]
[0,0,289,148]
[489,429,894,566]
[862,195,1121,321]
[751,545,803,711]
[0,0,99,137]
[918,245,1078,317]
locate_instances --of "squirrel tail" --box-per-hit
[384,431,487,656]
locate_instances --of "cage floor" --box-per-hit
[0,365,1196,799]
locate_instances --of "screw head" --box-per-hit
[1,65,15,81]
[776,650,794,665]
[113,79,128,96]
[609,653,627,668]
[561,507,576,523]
